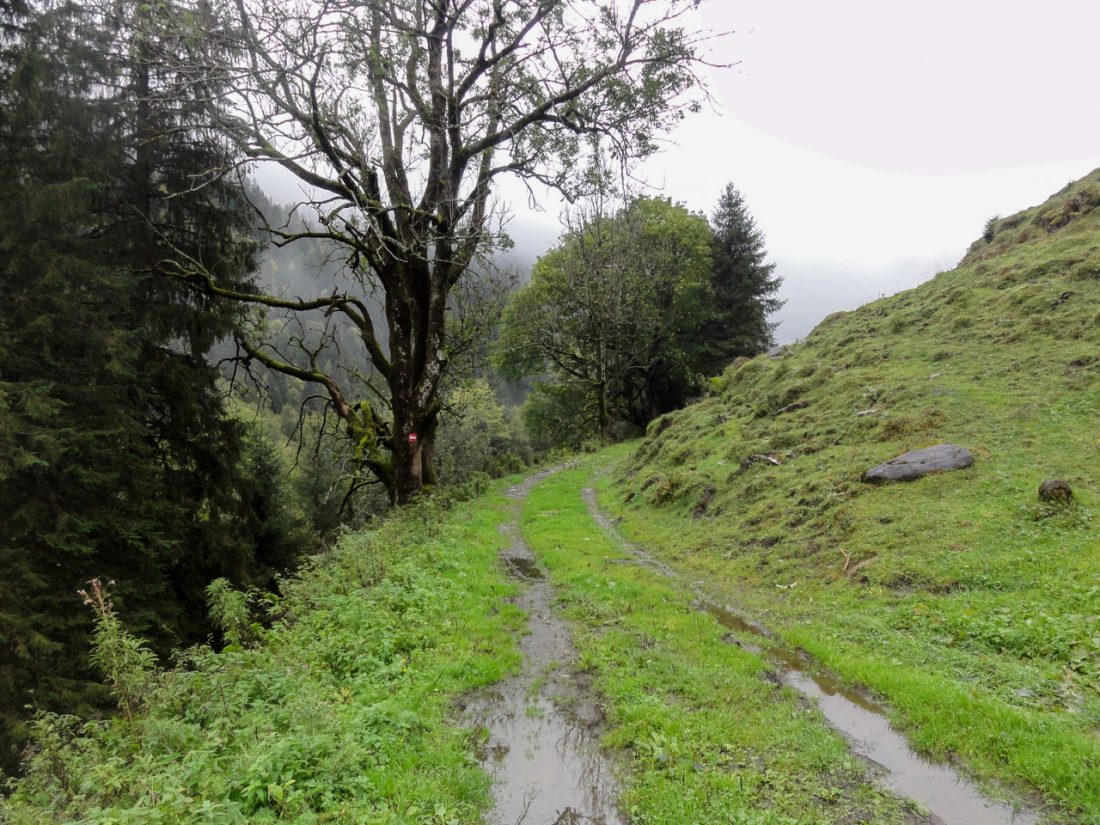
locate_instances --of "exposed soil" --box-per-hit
[461,469,626,825]
[582,487,1040,825]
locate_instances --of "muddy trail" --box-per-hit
[581,487,1040,825]
[462,469,626,825]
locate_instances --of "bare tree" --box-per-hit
[157,0,713,503]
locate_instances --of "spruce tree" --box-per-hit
[0,0,309,771]
[701,184,784,371]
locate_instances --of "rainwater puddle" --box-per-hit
[702,601,1039,825]
[469,687,622,825]
[502,552,544,582]
[582,488,1040,825]
[464,475,625,825]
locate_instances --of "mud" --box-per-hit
[582,488,1040,825]
[463,470,625,825]
[502,550,545,581]
[697,598,772,640]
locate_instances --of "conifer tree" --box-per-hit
[0,0,308,771]
[701,184,784,371]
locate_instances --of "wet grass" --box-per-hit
[2,491,527,823]
[5,173,1097,824]
[599,172,1100,822]
[521,465,927,825]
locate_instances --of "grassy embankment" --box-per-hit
[5,464,974,825]
[4,464,935,825]
[594,172,1100,820]
[2,491,525,824]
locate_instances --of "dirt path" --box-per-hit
[581,486,1040,825]
[462,469,626,825]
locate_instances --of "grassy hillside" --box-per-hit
[597,171,1100,817]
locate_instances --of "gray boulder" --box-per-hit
[1038,479,1073,504]
[863,444,974,483]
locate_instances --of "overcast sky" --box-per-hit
[258,1,1100,343]
[503,0,1100,342]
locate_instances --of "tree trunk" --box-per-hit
[645,360,660,424]
[391,411,438,503]
[596,379,612,442]
[420,414,439,488]
[391,407,423,505]
[595,332,612,441]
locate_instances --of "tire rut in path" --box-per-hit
[582,486,1040,825]
[462,469,626,825]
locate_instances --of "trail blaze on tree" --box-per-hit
[159,0,711,503]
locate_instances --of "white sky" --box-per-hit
[258,0,1100,343]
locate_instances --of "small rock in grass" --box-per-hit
[1037,479,1073,504]
[862,443,974,483]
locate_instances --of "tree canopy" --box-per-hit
[497,195,713,443]
[497,184,784,446]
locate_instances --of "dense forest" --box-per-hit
[0,0,780,773]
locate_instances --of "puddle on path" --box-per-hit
[582,488,1040,825]
[702,601,1039,825]
[502,551,544,582]
[462,472,625,825]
